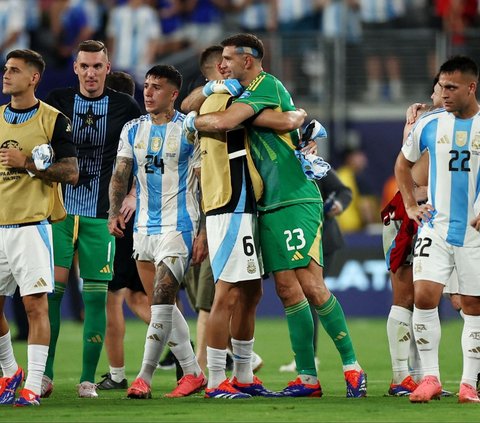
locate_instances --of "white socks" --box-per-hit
[412,306,441,379]
[138,304,173,385]
[206,346,227,388]
[25,344,49,396]
[231,338,254,384]
[169,305,202,377]
[0,331,18,378]
[387,305,413,383]
[461,313,480,387]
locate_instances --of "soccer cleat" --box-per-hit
[458,383,480,403]
[388,375,418,396]
[345,369,367,398]
[96,373,128,390]
[77,381,98,398]
[409,375,442,403]
[40,375,54,398]
[14,388,40,407]
[165,373,207,398]
[251,352,264,374]
[127,377,152,399]
[441,389,454,397]
[278,377,323,397]
[0,367,24,405]
[204,379,252,399]
[231,376,281,397]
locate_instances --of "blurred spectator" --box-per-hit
[381,174,398,210]
[182,0,229,51]
[336,147,378,233]
[359,0,407,102]
[49,0,98,66]
[433,0,478,55]
[321,0,361,43]
[155,0,191,58]
[317,0,362,100]
[231,0,277,33]
[0,0,29,61]
[275,0,320,93]
[106,0,161,84]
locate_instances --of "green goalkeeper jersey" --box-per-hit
[234,71,321,211]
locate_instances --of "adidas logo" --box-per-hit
[33,278,48,288]
[147,334,162,341]
[87,335,103,343]
[399,333,411,342]
[437,135,449,144]
[468,347,480,353]
[291,251,304,261]
[416,338,429,345]
[334,331,347,341]
[99,265,111,273]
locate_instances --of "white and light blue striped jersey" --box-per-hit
[359,0,406,23]
[117,111,201,236]
[402,109,480,247]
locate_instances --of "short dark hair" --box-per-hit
[106,71,135,96]
[6,49,46,78]
[77,40,108,58]
[145,64,182,90]
[199,45,223,78]
[439,55,479,80]
[221,33,264,60]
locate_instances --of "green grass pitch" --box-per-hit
[3,317,478,422]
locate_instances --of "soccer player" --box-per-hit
[0,49,78,406]
[42,40,142,398]
[382,75,443,396]
[395,55,480,403]
[97,71,150,390]
[108,64,208,399]
[184,33,367,398]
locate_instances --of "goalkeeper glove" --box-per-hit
[202,79,244,97]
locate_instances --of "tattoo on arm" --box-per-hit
[108,157,133,218]
[26,157,79,185]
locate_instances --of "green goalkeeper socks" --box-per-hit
[285,298,316,376]
[45,281,66,380]
[80,280,108,383]
[315,294,357,365]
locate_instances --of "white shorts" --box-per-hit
[206,213,263,283]
[443,269,459,295]
[133,230,192,284]
[0,224,54,297]
[413,226,480,295]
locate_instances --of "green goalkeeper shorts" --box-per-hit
[258,201,324,273]
[52,214,115,281]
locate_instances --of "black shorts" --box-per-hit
[110,215,145,293]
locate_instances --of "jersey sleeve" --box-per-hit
[116,122,134,159]
[401,124,423,163]
[50,114,77,160]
